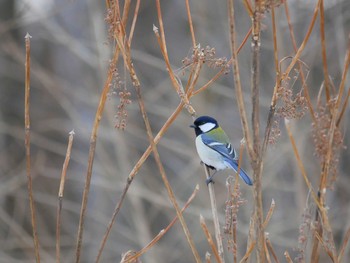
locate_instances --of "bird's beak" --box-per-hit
[189,124,196,128]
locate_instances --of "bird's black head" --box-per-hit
[190,116,218,136]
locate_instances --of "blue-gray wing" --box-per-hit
[201,133,237,160]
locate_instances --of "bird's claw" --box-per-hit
[206,177,215,186]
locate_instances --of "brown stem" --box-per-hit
[205,166,225,262]
[185,0,196,48]
[75,48,119,263]
[56,130,74,263]
[227,0,255,162]
[25,33,41,263]
[319,0,331,101]
[200,215,223,263]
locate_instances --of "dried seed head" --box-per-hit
[312,98,345,185]
[181,45,230,74]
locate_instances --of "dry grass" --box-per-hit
[1,0,350,262]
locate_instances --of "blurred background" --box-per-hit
[0,0,349,262]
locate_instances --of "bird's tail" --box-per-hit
[224,159,253,186]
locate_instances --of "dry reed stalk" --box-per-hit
[242,0,253,17]
[185,0,196,48]
[223,140,246,263]
[75,47,120,263]
[336,35,350,126]
[204,165,225,263]
[264,234,272,263]
[240,241,256,263]
[206,252,212,263]
[227,0,256,161]
[319,0,331,101]
[336,82,350,127]
[262,199,275,229]
[56,130,75,263]
[338,227,350,262]
[127,0,140,45]
[200,215,222,263]
[115,15,201,262]
[313,35,350,263]
[154,1,194,115]
[259,6,280,157]
[250,1,265,260]
[314,232,337,262]
[284,251,294,263]
[284,119,321,209]
[265,238,280,263]
[125,185,199,263]
[24,33,41,263]
[75,1,134,261]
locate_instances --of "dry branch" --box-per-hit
[56,130,75,263]
[24,32,41,263]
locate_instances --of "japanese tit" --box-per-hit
[190,116,253,186]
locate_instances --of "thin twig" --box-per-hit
[262,199,275,229]
[128,0,140,45]
[185,0,196,48]
[204,166,225,263]
[259,7,280,160]
[264,234,272,263]
[338,227,350,262]
[315,34,350,263]
[284,119,322,209]
[227,0,255,162]
[200,215,222,263]
[319,0,331,101]
[314,232,337,262]
[284,251,294,263]
[240,241,256,263]
[242,0,253,17]
[56,130,75,263]
[24,32,41,263]
[75,47,120,263]
[153,25,195,115]
[126,185,200,262]
[265,238,280,263]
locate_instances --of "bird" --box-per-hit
[190,115,253,186]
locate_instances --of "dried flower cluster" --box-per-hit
[269,75,308,144]
[312,99,345,185]
[114,89,131,130]
[276,84,308,120]
[108,60,131,130]
[182,45,230,74]
[256,0,284,14]
[224,176,247,254]
[105,5,118,40]
[294,204,313,262]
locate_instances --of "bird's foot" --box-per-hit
[206,176,215,186]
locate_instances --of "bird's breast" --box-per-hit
[195,136,227,170]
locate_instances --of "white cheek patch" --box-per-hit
[199,122,216,132]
